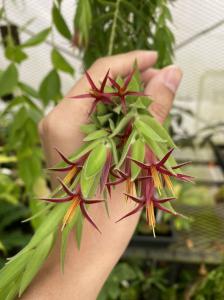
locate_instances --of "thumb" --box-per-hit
[145,65,182,124]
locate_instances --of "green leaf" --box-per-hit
[54,139,104,169]
[19,82,39,98]
[110,112,135,137]
[39,69,61,105]
[0,250,32,290]
[134,119,166,143]
[25,203,69,251]
[60,210,79,272]
[75,208,84,249]
[74,0,92,46]
[117,129,137,169]
[5,281,20,300]
[84,143,107,178]
[80,171,95,198]
[22,28,51,47]
[51,48,74,75]
[131,138,145,181]
[83,129,108,142]
[140,115,176,148]
[5,45,28,63]
[52,5,72,40]
[108,137,118,165]
[97,113,113,125]
[80,123,97,134]
[19,234,54,296]
[0,63,18,97]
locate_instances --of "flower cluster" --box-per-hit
[41,69,193,237]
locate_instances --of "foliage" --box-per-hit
[74,0,174,68]
[0,0,176,298]
[192,264,224,300]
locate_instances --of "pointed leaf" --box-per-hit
[84,143,107,178]
[80,123,97,134]
[116,129,137,169]
[54,139,103,169]
[60,210,79,272]
[39,69,61,105]
[131,138,145,181]
[140,115,176,147]
[51,48,74,75]
[19,234,54,296]
[52,4,72,40]
[0,63,18,97]
[110,112,135,137]
[80,170,95,198]
[83,129,108,142]
[75,208,84,249]
[0,250,32,290]
[22,28,50,47]
[134,119,166,143]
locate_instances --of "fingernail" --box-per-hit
[163,66,182,93]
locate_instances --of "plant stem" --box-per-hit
[108,0,121,56]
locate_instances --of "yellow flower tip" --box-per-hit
[63,166,77,185]
[125,178,136,202]
[62,197,80,230]
[151,166,162,192]
[152,225,156,238]
[163,174,175,196]
[146,201,156,237]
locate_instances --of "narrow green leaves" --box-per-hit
[80,143,107,197]
[51,48,74,75]
[116,129,137,169]
[52,4,72,40]
[84,143,107,178]
[134,119,166,143]
[26,203,69,251]
[140,115,176,148]
[83,129,108,142]
[39,69,61,105]
[74,0,92,46]
[0,250,32,290]
[22,28,51,48]
[19,234,54,296]
[131,138,145,180]
[0,64,18,97]
[60,212,78,272]
[80,171,95,198]
[110,111,134,137]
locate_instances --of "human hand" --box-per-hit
[25,51,182,300]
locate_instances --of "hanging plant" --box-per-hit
[0,66,193,297]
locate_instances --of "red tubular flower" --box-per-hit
[129,148,193,196]
[48,148,85,187]
[107,159,136,201]
[71,69,112,115]
[108,69,145,113]
[41,178,104,233]
[116,177,177,237]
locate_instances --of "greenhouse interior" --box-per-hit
[0,0,224,299]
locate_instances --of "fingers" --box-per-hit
[90,50,158,79]
[141,68,160,85]
[145,65,182,124]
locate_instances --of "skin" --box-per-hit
[22,51,182,300]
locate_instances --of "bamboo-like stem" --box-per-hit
[108,0,121,56]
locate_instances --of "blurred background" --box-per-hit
[0,0,224,299]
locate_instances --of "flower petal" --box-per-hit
[80,202,101,233]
